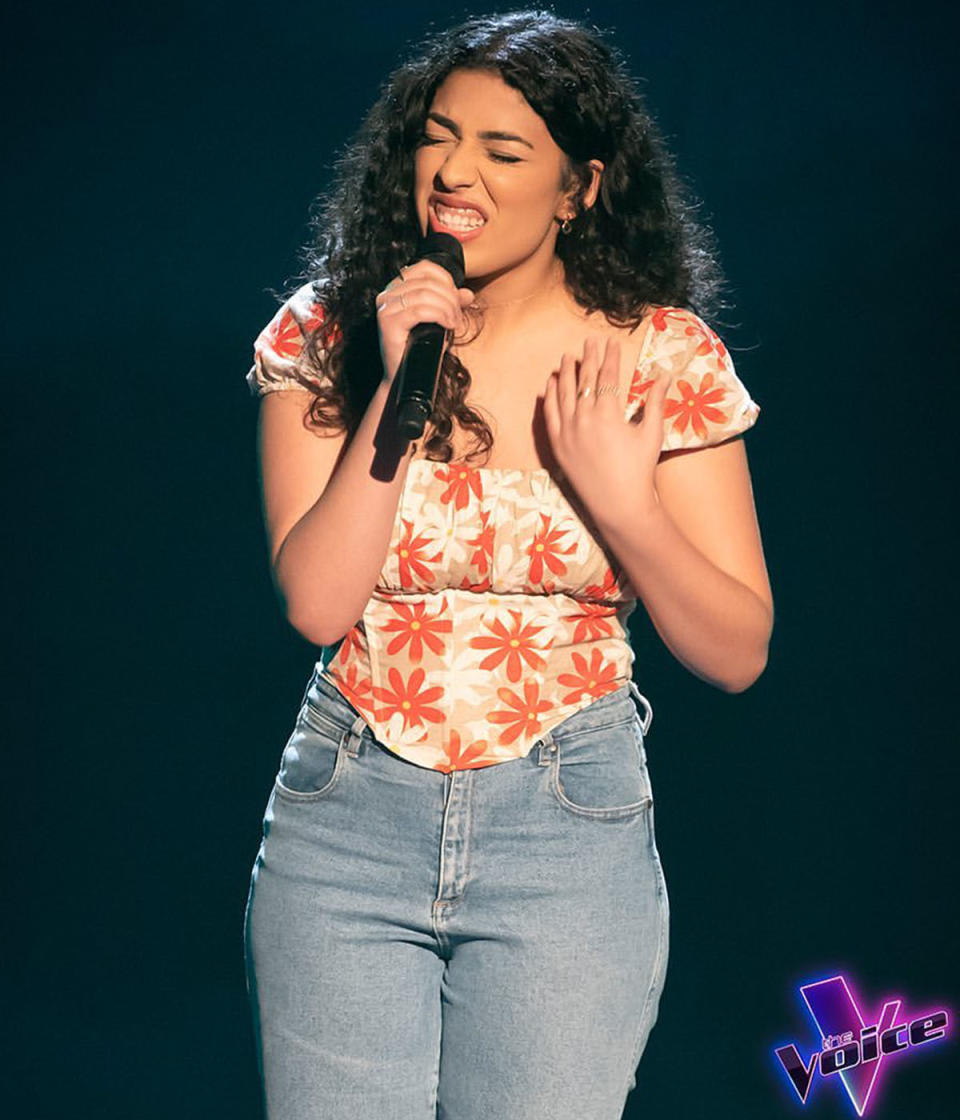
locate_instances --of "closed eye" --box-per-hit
[419,135,521,164]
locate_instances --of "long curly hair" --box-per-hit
[283,8,732,463]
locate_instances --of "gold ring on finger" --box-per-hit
[595,384,621,398]
[399,292,407,310]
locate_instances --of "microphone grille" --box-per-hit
[414,231,466,287]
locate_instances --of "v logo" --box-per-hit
[773,973,949,1116]
[799,976,900,1116]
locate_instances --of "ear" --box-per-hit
[559,159,605,221]
[581,159,605,212]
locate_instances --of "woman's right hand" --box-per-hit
[375,261,474,383]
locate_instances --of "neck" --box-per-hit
[469,253,566,325]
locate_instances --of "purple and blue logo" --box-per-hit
[773,973,950,1115]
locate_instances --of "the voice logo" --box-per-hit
[773,973,949,1116]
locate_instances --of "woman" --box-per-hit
[244,10,773,1119]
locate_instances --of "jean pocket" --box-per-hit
[551,715,653,820]
[273,699,349,802]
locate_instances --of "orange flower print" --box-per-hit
[459,574,492,593]
[332,664,376,714]
[466,510,494,576]
[437,728,491,773]
[626,370,657,419]
[262,299,335,366]
[489,682,553,745]
[396,519,442,587]
[585,566,619,600]
[373,667,445,730]
[650,306,700,333]
[566,601,618,643]
[557,648,621,704]
[470,609,549,682]
[336,622,366,662]
[302,302,326,335]
[527,514,577,584]
[381,601,452,660]
[650,307,679,332]
[629,309,724,422]
[265,308,304,360]
[662,371,729,442]
[682,319,728,364]
[436,464,483,510]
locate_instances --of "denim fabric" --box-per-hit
[243,668,669,1119]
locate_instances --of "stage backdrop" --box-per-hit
[5,2,956,1117]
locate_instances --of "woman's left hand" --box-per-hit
[542,335,672,529]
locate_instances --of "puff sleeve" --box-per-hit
[623,307,760,450]
[245,281,333,397]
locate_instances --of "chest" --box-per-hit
[466,371,553,470]
[444,319,654,470]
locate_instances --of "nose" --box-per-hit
[433,142,479,190]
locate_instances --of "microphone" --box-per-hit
[393,231,466,440]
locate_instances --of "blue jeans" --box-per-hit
[244,668,670,1119]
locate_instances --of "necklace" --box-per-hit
[471,271,564,310]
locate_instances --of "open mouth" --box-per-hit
[430,200,487,233]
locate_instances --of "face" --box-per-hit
[414,68,596,279]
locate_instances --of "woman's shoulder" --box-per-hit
[623,305,762,451]
[245,281,337,398]
[255,281,331,355]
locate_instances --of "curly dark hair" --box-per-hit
[281,8,732,463]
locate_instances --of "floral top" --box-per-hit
[247,282,761,772]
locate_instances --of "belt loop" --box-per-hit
[343,713,369,758]
[537,729,557,765]
[628,681,654,737]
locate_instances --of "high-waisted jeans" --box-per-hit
[243,667,670,1120]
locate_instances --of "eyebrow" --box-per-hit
[425,111,535,150]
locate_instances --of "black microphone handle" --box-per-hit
[394,321,449,441]
[392,231,465,441]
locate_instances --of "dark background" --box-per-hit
[5,2,956,1116]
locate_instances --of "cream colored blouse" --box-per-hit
[247,282,760,772]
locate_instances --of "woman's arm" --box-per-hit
[258,380,415,647]
[253,261,473,646]
[595,436,773,693]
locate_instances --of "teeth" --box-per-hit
[434,202,485,230]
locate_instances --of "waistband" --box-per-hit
[303,665,654,743]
